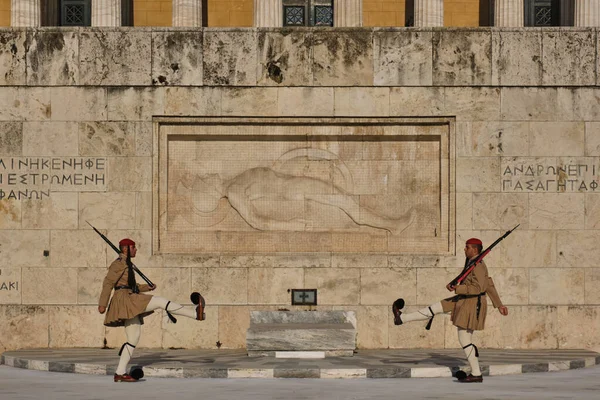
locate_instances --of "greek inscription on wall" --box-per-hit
[0,268,21,304]
[0,157,107,199]
[501,158,600,192]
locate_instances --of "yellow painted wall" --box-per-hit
[364,0,406,27]
[134,0,172,27]
[207,0,253,27]
[0,0,10,27]
[444,0,480,27]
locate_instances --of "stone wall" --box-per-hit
[1,27,600,353]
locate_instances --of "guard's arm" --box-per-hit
[98,260,125,308]
[455,262,488,295]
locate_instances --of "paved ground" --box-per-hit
[1,364,600,400]
[2,348,599,379]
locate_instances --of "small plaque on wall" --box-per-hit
[291,289,317,306]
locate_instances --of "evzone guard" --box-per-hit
[98,238,206,383]
[393,234,515,383]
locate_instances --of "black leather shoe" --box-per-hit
[458,373,483,383]
[392,298,405,325]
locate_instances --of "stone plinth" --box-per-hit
[246,311,357,356]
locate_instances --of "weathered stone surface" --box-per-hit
[334,87,389,116]
[26,30,78,85]
[50,230,106,269]
[108,157,152,192]
[0,306,49,352]
[557,306,600,349]
[222,87,278,116]
[472,193,528,230]
[164,87,221,116]
[77,268,106,305]
[313,29,373,86]
[136,191,152,229]
[250,310,356,326]
[219,305,252,348]
[0,230,49,267]
[389,305,445,349]
[191,268,248,304]
[488,268,528,305]
[220,255,272,269]
[0,199,21,229]
[203,30,257,86]
[528,122,584,157]
[415,268,461,306]
[0,30,27,85]
[277,87,334,116]
[557,231,600,268]
[472,230,556,269]
[492,29,542,86]
[22,192,78,229]
[16,87,52,121]
[22,122,79,156]
[456,193,472,230]
[584,122,600,156]
[332,254,387,269]
[444,87,501,121]
[257,29,312,86]
[107,87,165,121]
[389,87,444,116]
[374,29,432,86]
[273,254,330,269]
[79,30,151,86]
[530,268,585,305]
[79,193,136,231]
[584,269,600,304]
[572,88,600,121]
[456,121,529,157]
[48,306,104,347]
[433,30,492,86]
[304,268,360,305]
[360,268,417,306]
[0,122,23,155]
[152,31,203,86]
[456,157,500,192]
[500,88,574,121]
[542,29,595,86]
[50,87,107,121]
[22,267,77,304]
[162,307,219,349]
[529,193,584,230]
[79,122,137,156]
[0,267,22,304]
[247,267,304,304]
[138,268,191,305]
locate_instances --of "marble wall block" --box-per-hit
[0,267,22,304]
[530,268,585,305]
[557,231,600,268]
[247,267,304,304]
[78,192,136,230]
[585,193,600,229]
[0,122,23,155]
[50,87,107,121]
[472,193,528,230]
[107,87,165,121]
[529,193,584,230]
[138,268,191,305]
[0,30,27,85]
[456,121,529,157]
[136,192,152,230]
[15,87,52,121]
[162,307,219,349]
[354,305,388,349]
[220,255,273,269]
[558,306,600,349]
[0,199,22,229]
[334,87,389,116]
[332,254,387,269]
[415,268,461,306]
[312,29,373,86]
[152,31,203,86]
[456,193,473,230]
[218,305,252,348]
[584,269,600,304]
[79,30,152,86]
[542,29,595,86]
[360,268,417,306]
[104,310,162,348]
[77,268,106,304]
[484,230,556,269]
[257,29,313,86]
[26,30,78,85]
[22,267,78,304]
[585,124,600,158]
[50,230,107,268]
[444,87,501,121]
[374,29,433,86]
[22,192,78,229]
[488,268,528,305]
[389,305,445,349]
[0,230,49,267]
[108,157,152,192]
[500,88,574,121]
[48,306,105,347]
[528,122,584,157]
[432,30,492,86]
[222,87,277,116]
[572,88,600,121]
[203,30,258,86]
[304,268,360,305]
[164,87,221,116]
[0,306,49,352]
[0,88,21,121]
[491,29,542,86]
[389,87,444,116]
[456,157,500,192]
[273,254,331,269]
[191,268,248,304]
[79,122,138,156]
[22,122,79,156]
[277,87,334,116]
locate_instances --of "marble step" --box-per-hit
[246,322,356,352]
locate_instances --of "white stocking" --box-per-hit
[401,302,444,323]
[144,295,197,319]
[115,316,141,375]
[458,328,482,376]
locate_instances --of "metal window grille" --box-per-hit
[284,6,306,26]
[314,5,333,26]
[283,1,333,27]
[534,5,552,26]
[61,0,91,26]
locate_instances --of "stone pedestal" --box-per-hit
[91,0,121,27]
[10,0,40,27]
[414,0,443,27]
[246,311,357,357]
[495,0,524,27]
[173,0,202,27]
[575,0,600,26]
[254,0,282,27]
[334,0,362,27]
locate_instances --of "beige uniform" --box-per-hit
[99,256,154,327]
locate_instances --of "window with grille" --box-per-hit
[61,0,91,26]
[42,0,133,26]
[283,0,333,27]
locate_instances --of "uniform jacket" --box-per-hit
[99,255,153,327]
